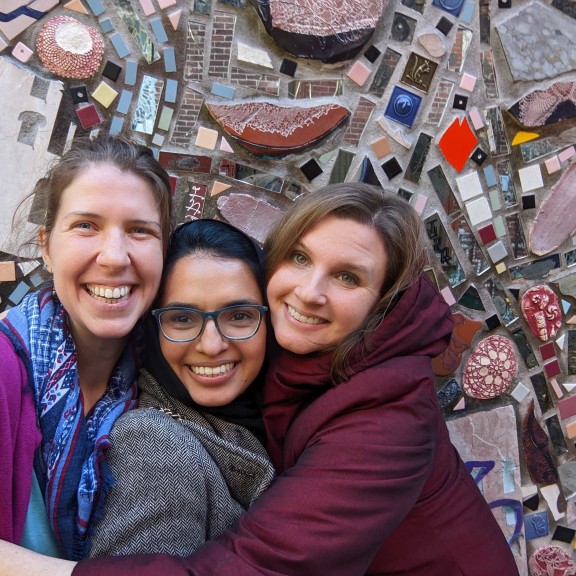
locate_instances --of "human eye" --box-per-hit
[221,307,259,326]
[131,225,160,238]
[73,221,94,231]
[164,310,200,329]
[290,251,308,266]
[337,272,359,286]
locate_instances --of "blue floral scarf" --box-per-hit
[0,287,140,559]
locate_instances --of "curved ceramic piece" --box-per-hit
[529,163,576,256]
[529,545,575,576]
[206,102,350,157]
[462,335,517,399]
[249,0,387,63]
[509,81,576,127]
[36,15,104,79]
[521,285,562,342]
[522,401,559,486]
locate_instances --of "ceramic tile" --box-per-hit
[167,9,181,29]
[158,0,177,8]
[116,89,132,114]
[511,381,530,403]
[456,171,483,201]
[544,358,562,379]
[521,195,536,210]
[468,106,484,130]
[432,0,464,16]
[138,0,155,15]
[195,126,219,150]
[300,159,323,181]
[0,262,16,282]
[436,16,453,35]
[124,60,138,85]
[347,60,372,86]
[12,42,33,63]
[478,224,496,245]
[151,133,165,147]
[483,165,497,187]
[511,131,539,146]
[540,341,556,361]
[109,32,131,58]
[440,286,456,306]
[494,262,506,274]
[371,136,392,159]
[165,78,178,103]
[369,48,401,97]
[397,188,413,202]
[425,213,466,287]
[438,117,478,172]
[418,33,446,58]
[452,94,468,110]
[99,18,114,33]
[211,83,235,99]
[470,147,487,165]
[412,194,427,214]
[280,59,297,77]
[518,165,544,192]
[64,0,89,13]
[458,285,484,311]
[377,118,413,148]
[427,165,459,216]
[487,240,507,263]
[76,103,101,128]
[401,53,437,94]
[86,0,106,15]
[163,46,177,72]
[450,214,490,275]
[92,82,119,108]
[211,181,231,196]
[329,150,355,184]
[237,42,273,69]
[382,157,402,180]
[158,106,174,131]
[183,182,207,221]
[498,0,511,7]
[484,314,501,330]
[70,85,89,104]
[404,132,432,184]
[459,73,477,92]
[459,0,475,23]
[109,115,124,135]
[390,12,417,43]
[465,196,492,226]
[150,16,169,43]
[559,146,576,162]
[102,60,122,82]
[363,45,381,63]
[384,86,422,128]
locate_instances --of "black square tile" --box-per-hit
[280,59,297,77]
[471,148,488,165]
[522,195,536,210]
[398,188,413,202]
[70,85,89,104]
[102,60,122,82]
[509,288,520,300]
[523,493,539,511]
[452,94,468,110]
[436,16,453,36]
[498,0,511,7]
[485,314,501,330]
[382,157,402,180]
[552,525,575,543]
[363,45,381,63]
[300,158,323,181]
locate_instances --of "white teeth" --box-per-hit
[191,363,235,377]
[288,306,323,325]
[87,284,131,302]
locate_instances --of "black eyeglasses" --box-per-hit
[151,305,268,342]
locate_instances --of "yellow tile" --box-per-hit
[92,82,119,108]
[495,262,507,274]
[511,131,539,146]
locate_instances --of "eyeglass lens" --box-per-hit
[159,306,263,341]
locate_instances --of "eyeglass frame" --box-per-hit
[151,304,269,343]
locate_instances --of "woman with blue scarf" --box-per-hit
[0,135,172,560]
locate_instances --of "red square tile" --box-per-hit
[544,358,561,379]
[76,104,101,129]
[539,342,556,361]
[477,223,497,245]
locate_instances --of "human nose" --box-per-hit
[96,230,131,270]
[293,271,328,305]
[194,318,229,355]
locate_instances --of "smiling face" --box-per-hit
[266,215,387,355]
[40,164,164,354]
[158,254,267,407]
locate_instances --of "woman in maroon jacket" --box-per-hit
[1,183,519,575]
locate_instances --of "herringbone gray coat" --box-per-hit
[88,370,275,557]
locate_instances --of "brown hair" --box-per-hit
[19,134,173,254]
[264,183,427,384]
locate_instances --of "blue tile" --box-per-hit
[99,18,114,33]
[117,90,133,115]
[9,282,30,305]
[460,0,476,23]
[109,116,125,136]
[524,511,549,540]
[125,61,138,85]
[110,33,130,58]
[150,17,169,44]
[165,79,178,103]
[163,47,177,73]
[211,83,236,99]
[432,0,464,16]
[86,0,106,16]
[483,165,497,187]
[384,86,422,128]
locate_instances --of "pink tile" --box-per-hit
[550,378,563,399]
[158,0,177,7]
[11,41,33,62]
[459,73,477,92]
[559,146,576,162]
[440,286,456,306]
[347,60,371,86]
[413,194,427,215]
[558,394,576,420]
[545,155,561,174]
[468,107,484,130]
[138,0,156,15]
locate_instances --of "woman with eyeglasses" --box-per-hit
[86,218,275,557]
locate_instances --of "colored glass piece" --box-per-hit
[438,117,478,172]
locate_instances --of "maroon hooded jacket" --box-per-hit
[73,274,519,575]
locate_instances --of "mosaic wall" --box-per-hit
[2,0,576,573]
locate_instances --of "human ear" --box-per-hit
[39,228,52,273]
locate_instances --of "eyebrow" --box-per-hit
[63,212,162,230]
[295,240,375,277]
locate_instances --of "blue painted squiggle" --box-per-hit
[0,6,46,23]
